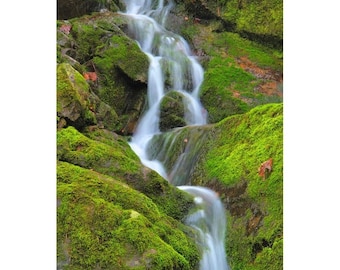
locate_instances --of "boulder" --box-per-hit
[159,91,186,132]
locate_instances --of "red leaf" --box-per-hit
[83,72,97,82]
[258,158,273,180]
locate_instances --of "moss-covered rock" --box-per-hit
[197,103,283,269]
[57,63,97,130]
[196,29,282,123]
[57,161,200,269]
[57,12,150,134]
[57,125,201,268]
[145,103,283,269]
[177,0,282,49]
[159,91,186,132]
[57,125,196,221]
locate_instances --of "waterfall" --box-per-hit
[120,1,229,269]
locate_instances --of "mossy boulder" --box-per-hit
[57,63,97,129]
[57,126,196,220]
[57,126,201,269]
[159,91,186,132]
[145,103,283,269]
[196,103,283,269]
[57,62,119,130]
[57,12,150,134]
[57,161,199,269]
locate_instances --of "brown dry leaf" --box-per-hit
[258,158,273,180]
[83,72,98,82]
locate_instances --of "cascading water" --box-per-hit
[120,1,229,269]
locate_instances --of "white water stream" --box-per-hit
[121,1,229,269]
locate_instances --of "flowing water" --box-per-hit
[120,1,229,269]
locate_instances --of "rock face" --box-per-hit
[57,63,97,130]
[57,0,123,20]
[57,11,150,134]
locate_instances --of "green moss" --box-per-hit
[212,32,282,71]
[190,103,283,269]
[57,63,97,128]
[200,57,252,122]
[221,0,283,39]
[92,34,149,115]
[159,91,186,131]
[252,238,283,270]
[200,31,282,123]
[58,126,196,222]
[69,21,106,63]
[57,63,89,112]
[57,126,140,178]
[94,35,149,82]
[57,161,200,269]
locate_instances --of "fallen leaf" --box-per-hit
[258,158,273,180]
[83,72,97,82]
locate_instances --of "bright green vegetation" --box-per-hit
[177,6,283,123]
[57,126,200,269]
[206,103,282,186]
[200,56,253,122]
[92,33,149,115]
[57,161,199,269]
[142,103,283,269]
[199,30,282,123]
[58,126,196,220]
[93,34,149,83]
[57,126,140,178]
[57,63,89,112]
[179,0,282,48]
[210,32,282,71]
[219,0,283,40]
[204,103,283,269]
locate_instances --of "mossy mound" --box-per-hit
[146,103,283,269]
[220,0,283,44]
[57,126,200,269]
[200,103,283,269]
[57,161,199,269]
